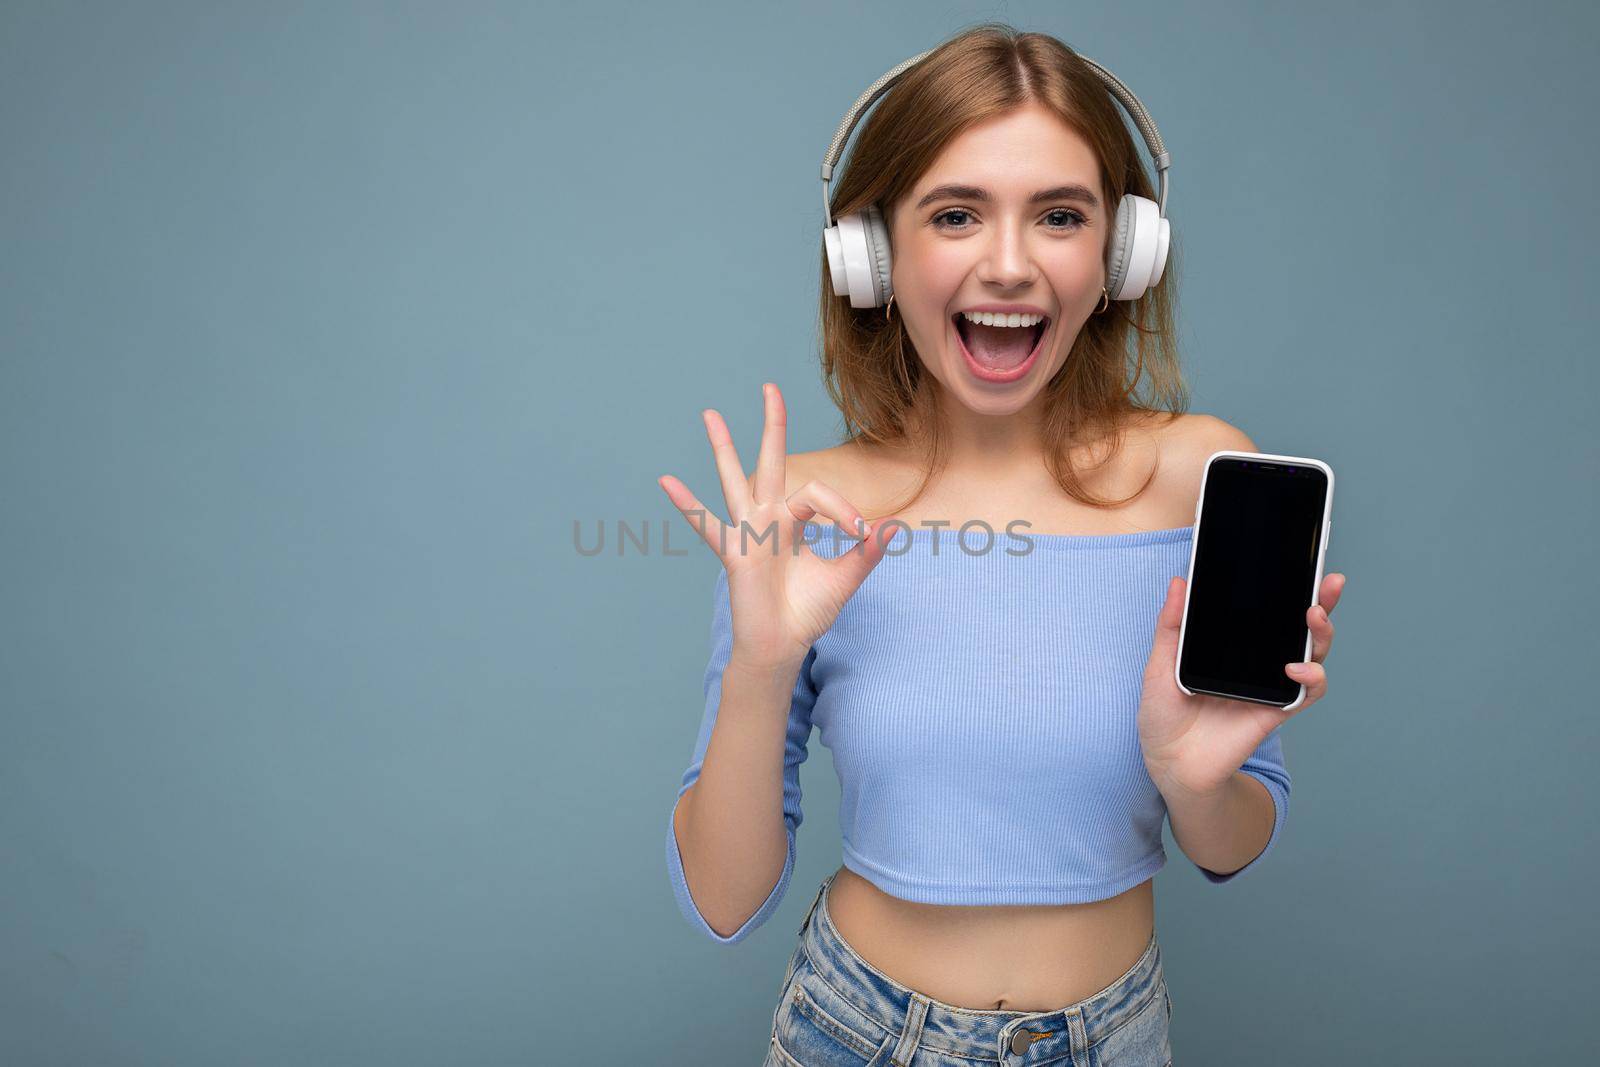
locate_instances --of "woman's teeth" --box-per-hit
[959,311,1045,328]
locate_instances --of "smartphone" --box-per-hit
[1174,450,1335,710]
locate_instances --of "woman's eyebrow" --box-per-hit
[915,183,1100,210]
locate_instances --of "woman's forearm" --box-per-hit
[672,655,804,939]
[1162,771,1275,878]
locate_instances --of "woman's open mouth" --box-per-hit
[952,313,1049,383]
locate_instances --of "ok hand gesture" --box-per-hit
[657,383,902,673]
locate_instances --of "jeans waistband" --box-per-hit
[794,870,1164,1064]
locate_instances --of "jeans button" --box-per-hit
[1010,1029,1033,1055]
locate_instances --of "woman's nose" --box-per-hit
[975,227,1036,288]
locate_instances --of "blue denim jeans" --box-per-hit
[764,872,1173,1067]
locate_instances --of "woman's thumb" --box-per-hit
[1150,576,1186,663]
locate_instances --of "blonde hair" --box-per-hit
[817,22,1190,518]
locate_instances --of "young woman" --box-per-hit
[659,25,1344,1067]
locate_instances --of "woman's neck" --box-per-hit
[931,391,1050,475]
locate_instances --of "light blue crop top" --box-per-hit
[666,520,1291,944]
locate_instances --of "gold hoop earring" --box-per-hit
[885,293,896,322]
[1094,287,1110,314]
[891,317,914,394]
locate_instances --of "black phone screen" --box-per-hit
[1178,457,1329,706]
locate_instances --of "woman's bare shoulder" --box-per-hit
[1125,408,1196,444]
[1147,411,1260,462]
[783,441,912,506]
[783,443,854,492]
[1141,411,1262,510]
[781,445,837,499]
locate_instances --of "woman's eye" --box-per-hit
[1044,209,1087,230]
[931,209,1087,232]
[931,209,975,229]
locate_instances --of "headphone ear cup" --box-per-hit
[1104,194,1167,302]
[824,204,893,308]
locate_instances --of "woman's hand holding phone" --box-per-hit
[1137,570,1346,804]
[657,383,903,675]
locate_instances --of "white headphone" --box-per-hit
[821,49,1173,309]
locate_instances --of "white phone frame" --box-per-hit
[1173,449,1335,711]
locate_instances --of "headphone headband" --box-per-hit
[819,47,1172,229]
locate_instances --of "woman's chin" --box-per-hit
[942,366,1047,414]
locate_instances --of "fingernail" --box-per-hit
[1287,662,1307,674]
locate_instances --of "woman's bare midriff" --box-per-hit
[825,865,1156,1012]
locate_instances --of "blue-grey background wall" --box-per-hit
[2,1,1594,1063]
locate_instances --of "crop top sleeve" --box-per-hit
[1195,728,1291,883]
[664,568,816,944]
